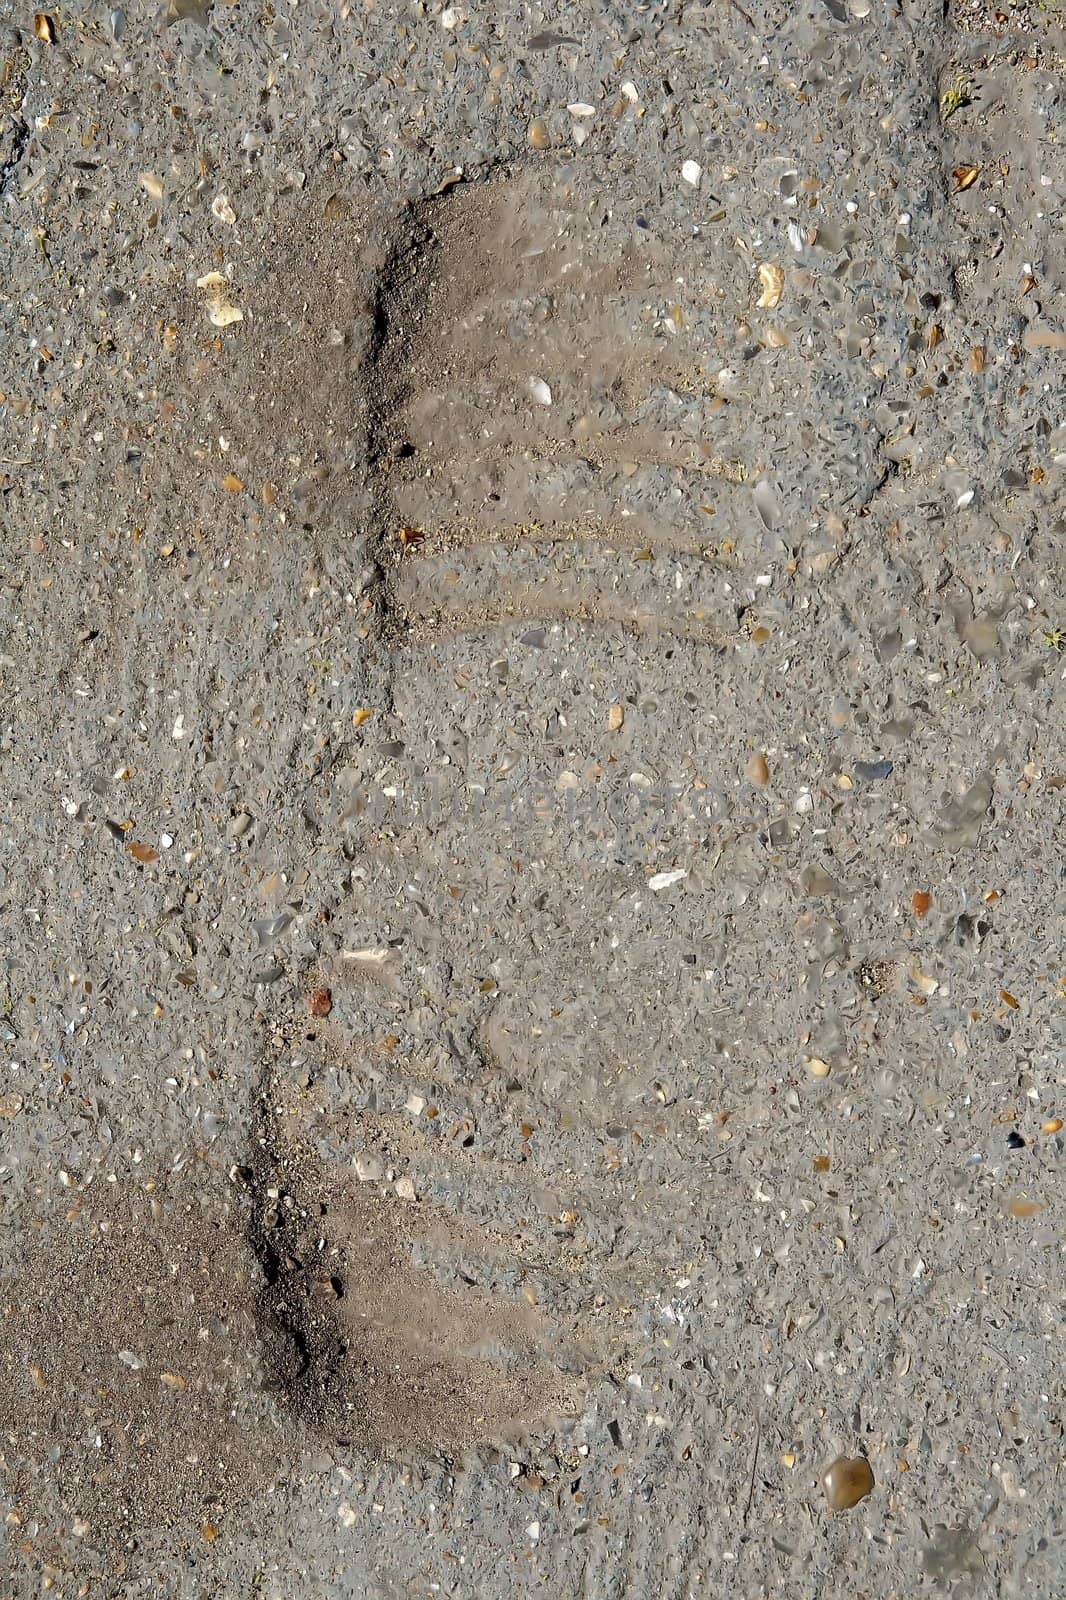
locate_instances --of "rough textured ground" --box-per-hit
[0,0,1064,1595]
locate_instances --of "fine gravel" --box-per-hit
[0,0,1063,1595]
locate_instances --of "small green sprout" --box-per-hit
[940,73,974,124]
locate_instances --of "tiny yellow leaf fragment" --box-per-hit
[222,473,245,494]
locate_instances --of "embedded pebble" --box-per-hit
[746,753,770,786]
[308,987,332,1017]
[822,1455,875,1511]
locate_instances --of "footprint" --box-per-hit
[245,1050,594,1461]
[364,168,748,648]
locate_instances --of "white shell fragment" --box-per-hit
[567,102,596,117]
[681,160,702,187]
[909,967,940,997]
[196,269,243,328]
[211,193,237,225]
[342,946,394,969]
[648,868,687,891]
[756,263,785,309]
[209,303,244,327]
[528,376,552,406]
[342,946,400,986]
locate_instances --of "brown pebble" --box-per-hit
[822,1455,874,1511]
[309,987,332,1018]
[746,752,770,786]
[528,119,550,150]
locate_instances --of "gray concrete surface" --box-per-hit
[1,0,1064,1595]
